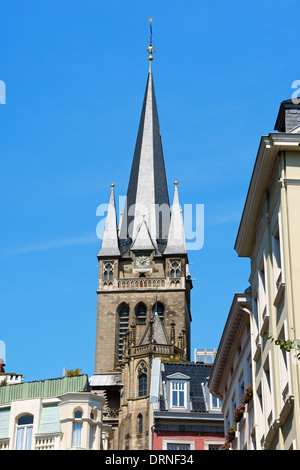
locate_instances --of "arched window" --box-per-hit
[136,302,147,325]
[103,262,114,280]
[72,409,83,448]
[138,362,148,397]
[15,414,34,450]
[152,302,164,323]
[170,261,181,278]
[118,304,129,362]
[137,413,143,434]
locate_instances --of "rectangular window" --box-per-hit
[72,422,82,448]
[171,381,185,408]
[272,215,285,306]
[167,444,190,450]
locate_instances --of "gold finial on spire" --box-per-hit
[111,183,115,188]
[147,17,155,61]
[174,181,178,185]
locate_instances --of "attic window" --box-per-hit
[170,381,187,408]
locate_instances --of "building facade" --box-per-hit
[0,374,111,450]
[90,42,193,450]
[211,99,300,450]
[209,290,254,450]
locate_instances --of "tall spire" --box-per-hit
[164,182,187,255]
[119,24,170,254]
[97,184,120,258]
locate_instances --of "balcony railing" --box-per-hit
[98,277,184,291]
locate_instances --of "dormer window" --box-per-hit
[171,381,186,407]
[167,373,190,411]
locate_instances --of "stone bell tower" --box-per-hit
[90,32,193,450]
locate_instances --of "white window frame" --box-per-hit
[162,438,195,450]
[15,414,34,450]
[72,409,83,448]
[170,380,187,409]
[204,439,225,450]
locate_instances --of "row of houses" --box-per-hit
[209,98,300,450]
[0,348,224,451]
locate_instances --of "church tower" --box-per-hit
[90,31,193,450]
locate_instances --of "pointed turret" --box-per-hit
[164,182,186,255]
[119,58,170,254]
[97,184,120,258]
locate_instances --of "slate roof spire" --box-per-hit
[164,182,187,255]
[97,184,120,258]
[119,43,170,255]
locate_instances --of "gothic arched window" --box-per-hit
[152,302,164,323]
[103,262,114,280]
[170,261,180,278]
[118,304,129,362]
[138,362,148,397]
[135,302,147,325]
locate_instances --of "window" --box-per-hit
[136,302,147,325]
[163,438,195,450]
[272,224,281,283]
[170,261,180,278]
[103,262,114,280]
[138,362,147,397]
[272,215,285,306]
[89,424,96,449]
[211,394,223,410]
[152,301,164,322]
[137,414,143,434]
[171,381,186,408]
[278,324,290,405]
[167,443,190,450]
[118,304,129,362]
[72,410,83,448]
[15,414,33,450]
[239,374,245,402]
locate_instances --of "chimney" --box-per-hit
[275,99,300,133]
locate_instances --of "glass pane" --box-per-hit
[179,390,185,407]
[167,444,190,450]
[139,374,147,397]
[16,427,24,450]
[72,422,82,447]
[18,415,33,426]
[25,426,33,450]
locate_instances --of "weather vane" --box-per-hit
[147,17,155,61]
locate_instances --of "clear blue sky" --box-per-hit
[1,0,299,382]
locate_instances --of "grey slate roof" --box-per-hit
[118,68,170,254]
[138,312,170,346]
[97,185,120,258]
[164,183,186,255]
[160,362,213,413]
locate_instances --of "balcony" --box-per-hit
[98,277,185,291]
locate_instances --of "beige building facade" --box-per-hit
[209,291,254,450]
[234,99,300,449]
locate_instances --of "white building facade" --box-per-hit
[0,375,111,450]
